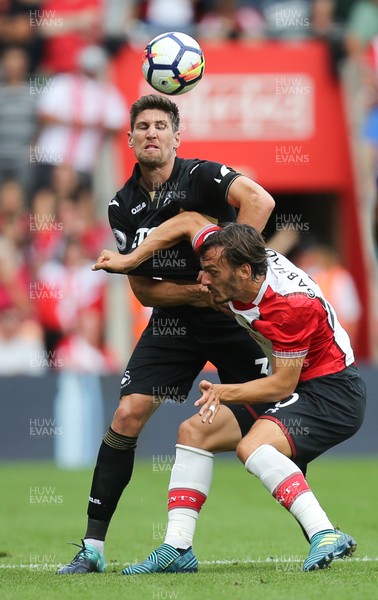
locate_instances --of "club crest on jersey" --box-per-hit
[112,228,127,251]
[162,192,173,206]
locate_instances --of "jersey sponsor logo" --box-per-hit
[109,197,119,207]
[131,201,147,215]
[214,164,231,183]
[131,226,157,248]
[112,228,127,251]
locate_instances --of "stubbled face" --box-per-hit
[200,246,240,304]
[128,109,180,168]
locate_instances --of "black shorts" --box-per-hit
[229,365,366,474]
[120,305,268,402]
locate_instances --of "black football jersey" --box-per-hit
[108,156,241,280]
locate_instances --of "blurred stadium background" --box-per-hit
[0,1,377,467]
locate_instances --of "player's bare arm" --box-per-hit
[127,275,213,308]
[91,211,210,274]
[91,211,222,308]
[195,356,305,423]
[227,176,275,232]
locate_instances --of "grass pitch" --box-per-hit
[0,457,377,600]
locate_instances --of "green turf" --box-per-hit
[0,457,377,600]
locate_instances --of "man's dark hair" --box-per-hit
[199,223,268,279]
[130,94,180,132]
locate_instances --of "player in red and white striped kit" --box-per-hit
[92,213,366,572]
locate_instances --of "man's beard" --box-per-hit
[210,277,238,305]
[138,151,163,167]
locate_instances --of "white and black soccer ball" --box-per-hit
[142,31,205,95]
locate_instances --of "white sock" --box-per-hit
[245,445,334,540]
[84,538,104,554]
[164,444,213,550]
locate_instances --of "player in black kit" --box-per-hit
[57,94,274,574]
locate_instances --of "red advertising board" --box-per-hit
[114,40,348,189]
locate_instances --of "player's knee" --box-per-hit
[112,395,150,436]
[177,417,207,448]
[236,437,260,464]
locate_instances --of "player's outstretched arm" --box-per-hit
[92,211,210,273]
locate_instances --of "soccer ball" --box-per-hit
[142,31,205,95]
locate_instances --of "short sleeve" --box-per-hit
[272,306,318,358]
[190,161,241,205]
[108,195,135,255]
[192,224,221,251]
[254,301,318,358]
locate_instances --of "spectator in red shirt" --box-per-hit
[39,0,103,74]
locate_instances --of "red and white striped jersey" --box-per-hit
[192,226,355,382]
[230,249,354,381]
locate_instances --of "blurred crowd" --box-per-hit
[0,0,376,374]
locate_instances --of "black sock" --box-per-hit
[85,428,137,540]
[85,518,110,541]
